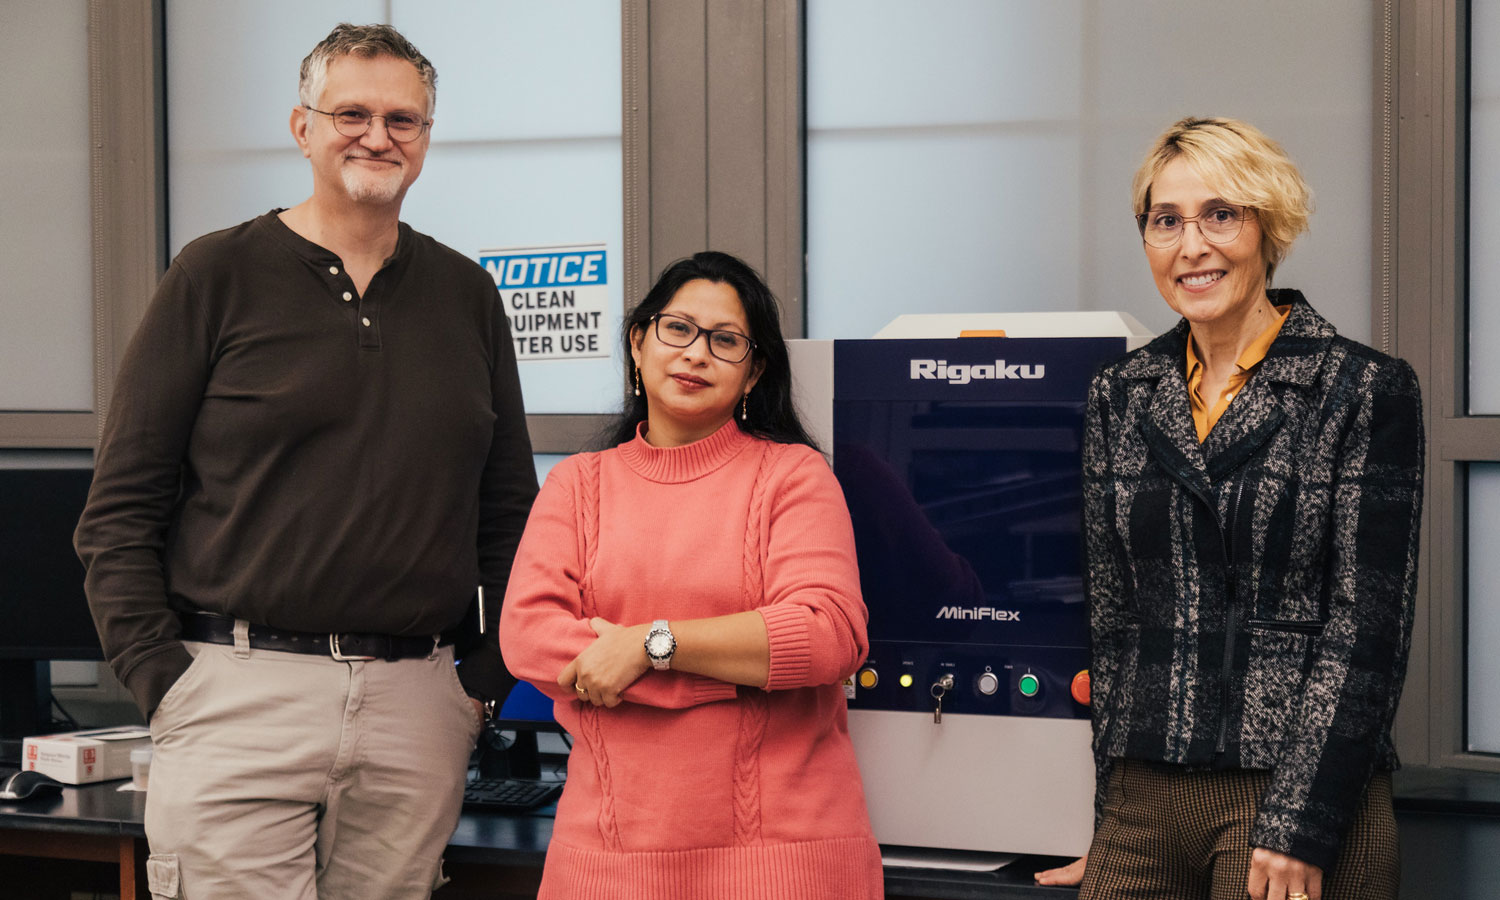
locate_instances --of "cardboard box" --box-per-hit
[22,726,152,784]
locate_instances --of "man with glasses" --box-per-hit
[75,23,537,899]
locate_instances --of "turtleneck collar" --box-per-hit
[617,418,756,483]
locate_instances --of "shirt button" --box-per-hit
[362,317,372,327]
[342,292,353,302]
[329,266,340,275]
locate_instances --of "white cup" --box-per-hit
[131,746,153,791]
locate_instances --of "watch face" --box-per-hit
[646,631,674,659]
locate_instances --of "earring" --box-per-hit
[633,367,641,397]
[741,392,749,422]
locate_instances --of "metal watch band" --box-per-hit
[645,618,674,670]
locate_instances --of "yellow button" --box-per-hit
[899,673,914,688]
[858,669,878,689]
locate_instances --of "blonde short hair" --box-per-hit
[1132,117,1311,282]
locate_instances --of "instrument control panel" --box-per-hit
[832,336,1128,724]
[846,640,1089,720]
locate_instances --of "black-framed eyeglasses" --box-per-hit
[1135,204,1252,248]
[650,313,757,363]
[304,105,431,143]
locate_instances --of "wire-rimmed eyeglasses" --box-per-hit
[650,313,757,363]
[304,105,431,143]
[1135,204,1252,249]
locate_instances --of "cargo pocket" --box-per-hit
[146,853,181,899]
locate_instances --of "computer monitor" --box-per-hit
[481,680,566,779]
[0,465,101,761]
[495,680,559,728]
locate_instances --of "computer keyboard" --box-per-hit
[462,777,563,813]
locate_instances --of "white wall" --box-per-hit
[1470,464,1500,753]
[807,0,1374,342]
[0,1,93,411]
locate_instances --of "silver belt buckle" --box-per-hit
[329,634,377,661]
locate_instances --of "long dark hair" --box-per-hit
[602,251,819,451]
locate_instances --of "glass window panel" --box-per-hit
[807,1,1373,342]
[166,1,385,243]
[166,1,623,414]
[0,1,93,411]
[1471,3,1500,414]
[1468,464,1500,753]
[394,2,621,143]
[533,453,566,486]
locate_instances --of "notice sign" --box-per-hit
[480,242,609,360]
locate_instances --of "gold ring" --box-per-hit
[575,683,588,695]
[1288,893,1310,900]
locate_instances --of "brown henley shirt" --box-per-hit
[75,211,537,719]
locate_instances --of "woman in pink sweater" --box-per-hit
[500,251,883,899]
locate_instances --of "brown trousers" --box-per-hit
[1079,760,1398,900]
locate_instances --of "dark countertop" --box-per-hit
[1391,765,1500,816]
[883,859,1080,900]
[445,804,553,867]
[0,779,146,838]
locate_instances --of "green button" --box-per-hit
[1018,673,1041,697]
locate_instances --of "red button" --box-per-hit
[1071,670,1091,705]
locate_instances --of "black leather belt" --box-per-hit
[180,612,450,661]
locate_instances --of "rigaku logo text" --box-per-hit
[935,606,1022,621]
[910,359,1045,384]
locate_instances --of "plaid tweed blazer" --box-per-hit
[1082,290,1424,872]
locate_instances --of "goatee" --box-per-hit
[341,157,403,204]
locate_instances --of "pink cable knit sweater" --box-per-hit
[500,420,883,899]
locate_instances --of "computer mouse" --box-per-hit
[0,768,66,801]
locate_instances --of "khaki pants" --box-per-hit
[143,639,482,900]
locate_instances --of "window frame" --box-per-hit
[0,0,165,450]
[8,0,804,455]
[1391,0,1500,770]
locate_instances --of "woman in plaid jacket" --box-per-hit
[1041,117,1424,900]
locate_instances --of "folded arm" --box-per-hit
[563,611,769,707]
[498,458,738,710]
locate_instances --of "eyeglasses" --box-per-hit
[304,105,431,143]
[1136,204,1252,248]
[650,313,757,363]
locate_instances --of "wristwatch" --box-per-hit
[644,619,676,670]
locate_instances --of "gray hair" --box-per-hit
[299,23,437,117]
